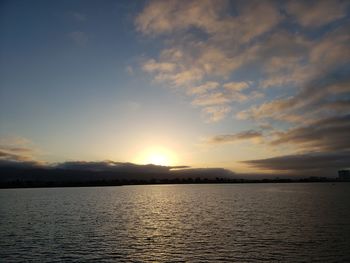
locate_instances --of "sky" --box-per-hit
[0,0,349,177]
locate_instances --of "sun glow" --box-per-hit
[135,146,177,166]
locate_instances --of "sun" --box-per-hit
[148,153,169,166]
[135,146,177,166]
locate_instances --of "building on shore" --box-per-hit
[338,170,350,181]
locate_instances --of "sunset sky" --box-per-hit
[0,0,349,176]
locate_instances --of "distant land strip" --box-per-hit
[1,160,348,189]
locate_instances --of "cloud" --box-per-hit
[238,65,350,123]
[0,146,32,153]
[242,151,350,176]
[188,80,261,120]
[256,31,312,88]
[136,0,281,42]
[0,150,28,162]
[223,81,250,91]
[137,0,349,123]
[136,0,282,79]
[192,92,230,106]
[271,114,350,152]
[56,161,174,173]
[201,105,231,122]
[321,99,350,111]
[136,0,283,121]
[286,0,349,27]
[69,31,89,46]
[142,59,176,73]
[0,147,41,168]
[259,123,274,131]
[0,135,39,163]
[136,0,349,177]
[187,81,219,95]
[241,114,350,176]
[135,0,228,35]
[205,130,263,144]
[224,81,263,102]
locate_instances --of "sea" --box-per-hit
[1,183,350,262]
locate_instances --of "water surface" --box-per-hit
[1,183,350,262]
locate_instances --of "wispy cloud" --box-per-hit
[286,0,349,27]
[187,82,219,95]
[242,151,350,176]
[201,105,231,123]
[136,0,281,41]
[204,130,263,144]
[270,115,350,152]
[242,114,350,174]
[223,82,250,92]
[192,92,230,107]
[0,135,40,164]
[237,68,350,123]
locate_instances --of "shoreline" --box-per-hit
[1,177,349,189]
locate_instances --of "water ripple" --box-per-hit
[1,183,350,262]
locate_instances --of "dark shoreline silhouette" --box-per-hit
[1,178,349,189]
[0,160,348,189]
[1,173,348,189]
